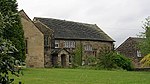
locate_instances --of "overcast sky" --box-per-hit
[17,0,150,47]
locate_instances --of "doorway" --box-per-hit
[61,54,66,67]
[51,55,58,67]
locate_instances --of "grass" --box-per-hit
[12,68,150,84]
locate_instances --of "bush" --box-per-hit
[113,52,133,71]
[97,51,118,70]
[97,47,133,70]
[71,46,82,68]
[96,47,116,70]
[87,56,97,66]
[140,54,150,67]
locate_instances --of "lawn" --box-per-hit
[12,68,150,84]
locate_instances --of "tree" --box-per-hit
[138,16,150,67]
[0,0,25,61]
[0,1,23,83]
[0,12,21,84]
[144,17,150,38]
[0,38,21,84]
[139,16,150,55]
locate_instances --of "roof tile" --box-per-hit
[34,17,114,42]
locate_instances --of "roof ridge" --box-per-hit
[129,37,144,39]
[34,17,96,26]
[129,37,141,38]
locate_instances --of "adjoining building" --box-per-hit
[116,37,144,68]
[20,10,115,68]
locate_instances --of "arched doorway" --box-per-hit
[61,54,66,67]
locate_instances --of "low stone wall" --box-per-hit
[133,68,150,71]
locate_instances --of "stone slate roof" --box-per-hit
[130,37,144,43]
[34,17,114,42]
[34,21,53,35]
[116,37,144,50]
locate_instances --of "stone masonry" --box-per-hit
[20,10,45,68]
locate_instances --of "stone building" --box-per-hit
[19,10,45,68]
[33,17,115,67]
[116,37,144,68]
[20,10,115,68]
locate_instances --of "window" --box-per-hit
[25,39,28,54]
[44,35,49,46]
[137,50,141,57]
[55,40,59,48]
[64,41,75,48]
[84,44,92,51]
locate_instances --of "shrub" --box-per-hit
[87,56,97,66]
[97,51,117,70]
[140,54,150,67]
[113,52,133,71]
[71,46,82,68]
[97,47,133,70]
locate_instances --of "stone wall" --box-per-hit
[20,11,45,68]
[55,39,113,64]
